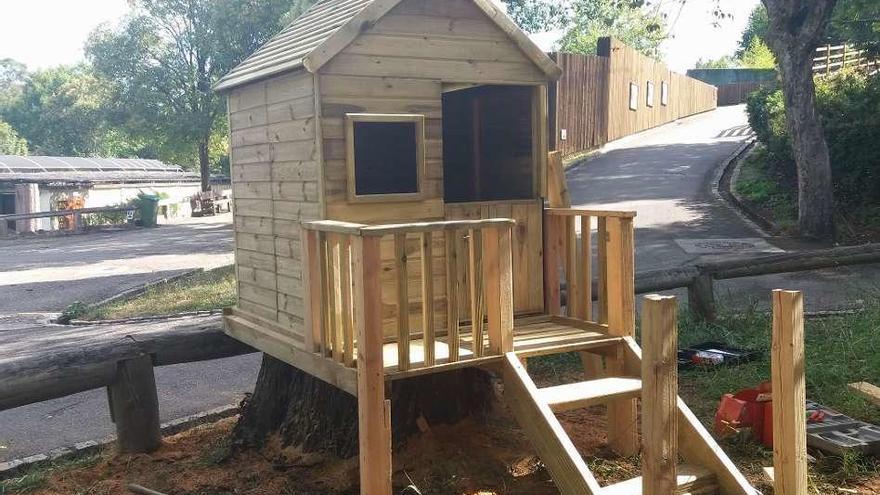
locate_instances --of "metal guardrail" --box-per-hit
[0,206,137,235]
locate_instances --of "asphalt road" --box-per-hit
[568,104,880,311]
[0,214,261,462]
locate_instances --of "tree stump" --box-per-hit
[233,354,496,458]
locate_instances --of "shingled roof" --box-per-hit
[214,0,561,92]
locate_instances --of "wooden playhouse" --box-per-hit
[216,0,757,493]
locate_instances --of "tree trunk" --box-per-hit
[777,49,835,240]
[762,0,838,241]
[233,354,496,458]
[198,138,211,192]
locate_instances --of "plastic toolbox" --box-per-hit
[806,400,880,455]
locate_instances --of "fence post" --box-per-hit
[73,211,83,233]
[641,294,679,495]
[0,220,7,236]
[687,272,716,321]
[771,290,807,495]
[826,44,831,75]
[107,354,162,453]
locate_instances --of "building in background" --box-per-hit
[0,155,219,233]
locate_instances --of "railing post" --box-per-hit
[543,212,563,315]
[73,211,83,232]
[687,272,716,321]
[394,233,410,371]
[444,230,461,362]
[301,228,324,354]
[771,290,807,495]
[107,354,162,453]
[605,215,639,456]
[642,294,679,495]
[0,219,7,236]
[352,234,392,495]
[421,232,436,365]
[483,225,514,355]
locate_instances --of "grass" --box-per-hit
[73,265,236,321]
[527,298,880,491]
[734,146,798,232]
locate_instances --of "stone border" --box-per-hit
[711,137,778,238]
[0,404,239,478]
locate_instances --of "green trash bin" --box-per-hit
[139,195,160,228]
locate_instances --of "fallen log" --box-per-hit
[0,315,254,412]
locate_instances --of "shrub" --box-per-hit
[746,70,880,207]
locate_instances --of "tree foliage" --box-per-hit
[736,5,769,58]
[501,0,667,57]
[86,0,292,188]
[740,36,776,68]
[0,119,27,155]
[695,55,740,69]
[830,0,880,48]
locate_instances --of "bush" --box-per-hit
[746,70,880,207]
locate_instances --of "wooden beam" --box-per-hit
[641,295,679,495]
[445,230,460,362]
[483,226,514,355]
[302,228,323,353]
[771,290,807,495]
[546,151,570,208]
[352,235,392,495]
[849,382,880,407]
[543,212,564,315]
[469,229,485,357]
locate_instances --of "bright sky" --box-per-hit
[1,0,757,74]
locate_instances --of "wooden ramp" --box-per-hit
[502,339,757,495]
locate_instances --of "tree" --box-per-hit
[695,55,740,69]
[762,0,838,240]
[736,5,769,58]
[1,65,111,156]
[86,0,292,191]
[501,0,667,57]
[830,0,880,48]
[740,36,776,68]
[0,120,27,155]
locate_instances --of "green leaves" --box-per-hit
[0,119,27,155]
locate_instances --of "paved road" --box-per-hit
[0,214,235,313]
[569,104,880,311]
[0,215,261,462]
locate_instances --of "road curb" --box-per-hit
[710,137,776,238]
[0,404,240,478]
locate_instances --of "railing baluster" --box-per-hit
[579,215,593,321]
[597,217,609,325]
[468,229,484,357]
[330,234,344,363]
[444,230,460,362]
[340,235,355,367]
[394,233,410,371]
[542,212,564,315]
[566,216,578,317]
[421,232,435,366]
[301,228,324,353]
[320,233,332,357]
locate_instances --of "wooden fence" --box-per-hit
[814,43,880,76]
[550,37,718,157]
[0,206,136,236]
[717,81,774,106]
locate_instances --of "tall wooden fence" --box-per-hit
[717,81,773,106]
[550,37,718,157]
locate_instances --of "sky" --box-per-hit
[0,0,758,74]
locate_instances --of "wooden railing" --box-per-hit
[301,218,516,374]
[543,208,637,336]
[814,43,879,76]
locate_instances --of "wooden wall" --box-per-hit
[602,37,717,142]
[227,69,320,342]
[717,81,772,106]
[550,53,609,156]
[316,0,548,335]
[550,37,718,156]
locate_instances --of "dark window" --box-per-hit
[442,85,535,203]
[348,114,424,199]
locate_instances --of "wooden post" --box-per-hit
[107,354,162,454]
[771,290,807,495]
[73,211,83,232]
[420,232,436,365]
[826,44,832,75]
[596,217,609,324]
[605,216,639,456]
[483,226,514,355]
[546,150,570,208]
[542,213,563,315]
[394,233,410,371]
[444,230,460,362]
[0,219,7,236]
[687,272,716,321]
[642,295,679,495]
[353,235,392,495]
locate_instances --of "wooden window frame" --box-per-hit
[345,113,426,203]
[661,81,669,106]
[646,81,655,108]
[629,82,639,111]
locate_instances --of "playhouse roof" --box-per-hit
[214,0,561,92]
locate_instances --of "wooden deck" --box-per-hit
[382,315,616,375]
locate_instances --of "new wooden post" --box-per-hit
[605,216,640,456]
[771,289,807,495]
[353,235,392,495]
[107,354,162,453]
[642,294,679,495]
[483,225,514,355]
